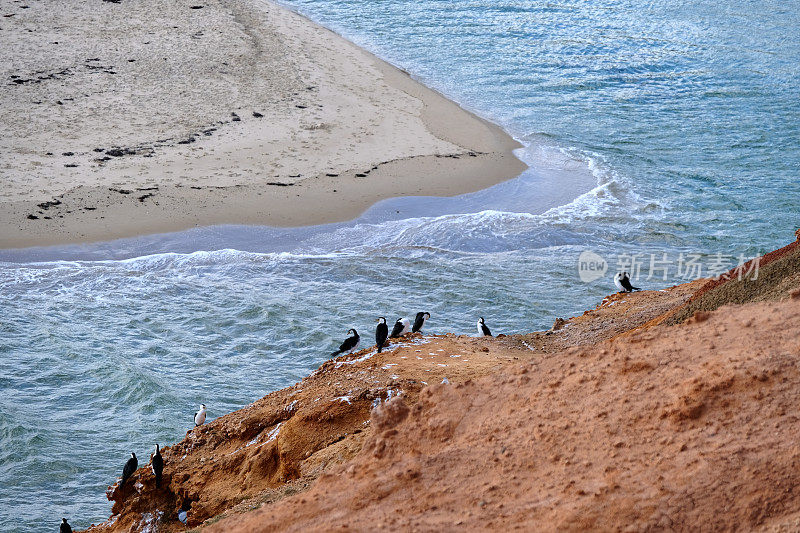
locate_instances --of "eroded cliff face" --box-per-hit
[83,233,800,532]
[84,333,541,532]
[211,295,800,532]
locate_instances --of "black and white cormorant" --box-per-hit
[412,312,430,333]
[331,328,360,356]
[477,317,492,337]
[120,452,138,490]
[614,271,640,293]
[375,317,388,353]
[194,404,207,427]
[390,317,411,338]
[151,444,164,488]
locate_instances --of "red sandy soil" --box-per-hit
[212,294,800,532]
[82,232,800,532]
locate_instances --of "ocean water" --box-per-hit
[2,0,799,530]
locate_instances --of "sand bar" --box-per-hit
[0,0,526,249]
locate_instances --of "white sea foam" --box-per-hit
[4,0,792,529]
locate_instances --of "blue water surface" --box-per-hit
[1,0,798,530]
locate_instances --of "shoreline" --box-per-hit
[79,232,800,531]
[0,0,526,250]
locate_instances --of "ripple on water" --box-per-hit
[2,0,799,530]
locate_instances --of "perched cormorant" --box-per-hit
[477,317,492,337]
[412,312,430,333]
[390,317,411,338]
[375,317,388,353]
[60,518,72,533]
[331,328,360,357]
[151,444,164,488]
[120,452,137,489]
[194,404,207,427]
[614,271,640,293]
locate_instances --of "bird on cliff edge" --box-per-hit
[60,518,72,533]
[194,404,207,427]
[614,271,640,293]
[151,444,164,488]
[412,311,430,333]
[120,452,137,490]
[375,317,388,353]
[390,317,411,338]
[331,328,360,357]
[477,317,492,337]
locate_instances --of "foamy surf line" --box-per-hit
[0,145,607,264]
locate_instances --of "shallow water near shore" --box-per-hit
[1,0,799,530]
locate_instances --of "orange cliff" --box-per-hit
[83,230,800,532]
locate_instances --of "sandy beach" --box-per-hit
[0,0,525,249]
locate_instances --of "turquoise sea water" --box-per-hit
[1,1,798,530]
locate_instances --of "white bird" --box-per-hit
[477,317,492,337]
[194,404,207,427]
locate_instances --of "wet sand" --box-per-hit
[0,0,525,249]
